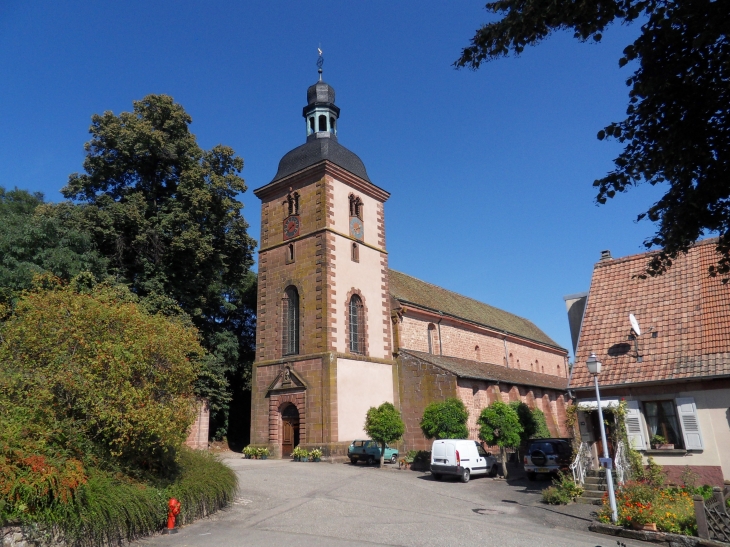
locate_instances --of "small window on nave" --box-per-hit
[427,323,436,354]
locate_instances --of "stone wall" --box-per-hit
[250,356,330,452]
[256,172,330,362]
[184,398,209,450]
[456,379,570,439]
[2,525,65,547]
[397,351,458,451]
[399,311,567,378]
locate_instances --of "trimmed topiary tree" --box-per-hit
[364,402,405,467]
[420,397,469,440]
[478,401,523,479]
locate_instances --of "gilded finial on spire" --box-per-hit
[317,46,323,81]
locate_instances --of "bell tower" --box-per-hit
[250,59,397,459]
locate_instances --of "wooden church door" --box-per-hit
[281,404,300,457]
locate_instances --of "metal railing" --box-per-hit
[570,441,592,485]
[614,440,631,485]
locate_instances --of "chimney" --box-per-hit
[600,250,612,261]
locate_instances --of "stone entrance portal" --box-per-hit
[281,404,300,457]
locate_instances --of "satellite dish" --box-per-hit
[629,313,641,336]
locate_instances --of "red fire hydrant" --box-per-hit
[166,498,181,534]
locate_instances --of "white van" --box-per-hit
[430,439,498,482]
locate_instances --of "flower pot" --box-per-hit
[631,523,657,532]
[261,455,268,460]
[292,456,299,462]
[656,444,674,450]
[313,457,321,462]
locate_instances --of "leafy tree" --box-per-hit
[0,187,107,302]
[531,408,551,439]
[478,401,523,478]
[364,402,405,467]
[509,401,536,448]
[58,94,258,439]
[420,397,470,440]
[457,0,730,279]
[0,275,203,472]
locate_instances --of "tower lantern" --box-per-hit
[303,52,339,139]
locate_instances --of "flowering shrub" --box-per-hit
[598,480,697,535]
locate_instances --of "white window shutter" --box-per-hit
[625,400,647,450]
[675,397,704,450]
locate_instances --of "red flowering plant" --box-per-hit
[599,480,657,525]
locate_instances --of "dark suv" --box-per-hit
[523,438,572,481]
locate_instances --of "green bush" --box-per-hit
[542,473,583,505]
[1,448,237,546]
[542,486,571,505]
[0,279,236,544]
[420,398,469,440]
[531,409,551,439]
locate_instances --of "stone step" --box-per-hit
[576,497,604,505]
[583,483,612,492]
[582,489,606,499]
[584,477,617,487]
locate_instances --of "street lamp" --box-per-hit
[587,352,618,523]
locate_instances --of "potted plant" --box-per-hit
[650,434,674,450]
[243,445,256,459]
[257,447,270,460]
[291,446,308,462]
[309,448,323,462]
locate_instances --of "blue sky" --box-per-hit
[0,1,664,358]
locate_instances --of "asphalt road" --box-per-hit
[133,453,649,547]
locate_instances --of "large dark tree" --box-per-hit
[457,0,730,279]
[0,187,108,302]
[60,94,257,440]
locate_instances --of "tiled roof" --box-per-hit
[389,270,563,350]
[570,238,730,390]
[401,350,569,391]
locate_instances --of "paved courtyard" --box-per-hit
[134,453,649,547]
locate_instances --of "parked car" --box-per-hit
[523,438,572,480]
[348,440,398,465]
[430,439,498,483]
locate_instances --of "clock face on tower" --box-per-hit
[349,216,363,240]
[283,215,300,240]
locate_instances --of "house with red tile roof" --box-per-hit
[566,239,730,486]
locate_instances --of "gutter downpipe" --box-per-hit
[437,313,443,356]
[503,336,510,368]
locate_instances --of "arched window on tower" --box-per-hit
[282,286,299,356]
[318,115,327,132]
[349,295,365,354]
[351,242,359,262]
[330,116,336,134]
[286,243,295,264]
[427,323,436,354]
[309,117,315,134]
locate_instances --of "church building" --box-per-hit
[249,73,570,458]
